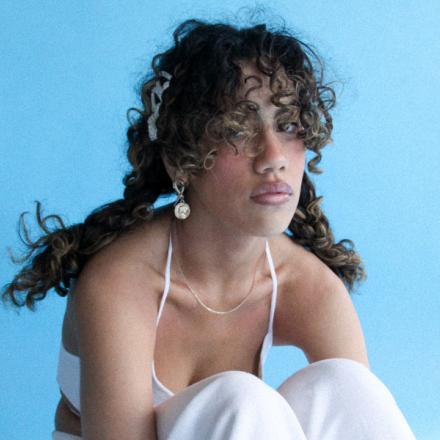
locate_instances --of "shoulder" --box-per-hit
[272,234,370,368]
[75,204,173,294]
[64,205,173,348]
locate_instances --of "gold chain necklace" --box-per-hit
[172,219,265,315]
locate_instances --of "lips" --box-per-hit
[250,181,293,198]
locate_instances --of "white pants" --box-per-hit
[52,358,416,439]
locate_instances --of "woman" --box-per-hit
[2,18,415,439]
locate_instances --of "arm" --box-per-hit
[278,253,370,370]
[73,255,159,440]
[299,268,370,369]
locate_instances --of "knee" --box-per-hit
[156,371,307,439]
[208,370,289,411]
[315,358,395,400]
[278,358,396,405]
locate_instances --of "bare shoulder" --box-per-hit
[272,234,370,368]
[63,205,173,354]
[74,205,172,299]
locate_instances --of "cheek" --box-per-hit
[211,154,248,190]
[290,148,306,173]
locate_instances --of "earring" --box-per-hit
[173,180,191,219]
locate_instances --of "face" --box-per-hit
[180,62,306,237]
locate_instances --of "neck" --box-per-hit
[168,207,268,304]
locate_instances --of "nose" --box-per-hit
[253,128,288,175]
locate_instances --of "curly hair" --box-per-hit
[2,17,366,311]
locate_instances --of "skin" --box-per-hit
[162,62,306,308]
[54,62,369,436]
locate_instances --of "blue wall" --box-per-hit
[1,1,439,438]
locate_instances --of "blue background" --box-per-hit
[1,1,439,438]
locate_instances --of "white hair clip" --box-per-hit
[147,70,172,141]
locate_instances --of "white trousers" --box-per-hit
[52,358,416,439]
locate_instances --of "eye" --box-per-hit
[226,128,246,139]
[278,122,299,135]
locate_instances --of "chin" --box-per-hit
[245,215,293,238]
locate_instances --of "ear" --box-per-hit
[161,152,187,184]
[161,152,177,181]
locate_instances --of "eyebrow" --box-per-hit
[274,107,289,118]
[259,105,293,120]
[230,94,296,121]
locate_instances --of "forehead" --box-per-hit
[237,61,293,106]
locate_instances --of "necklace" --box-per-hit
[172,219,265,315]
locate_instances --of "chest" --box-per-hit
[153,277,275,395]
[62,234,311,396]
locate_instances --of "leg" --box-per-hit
[277,358,416,440]
[155,370,307,439]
